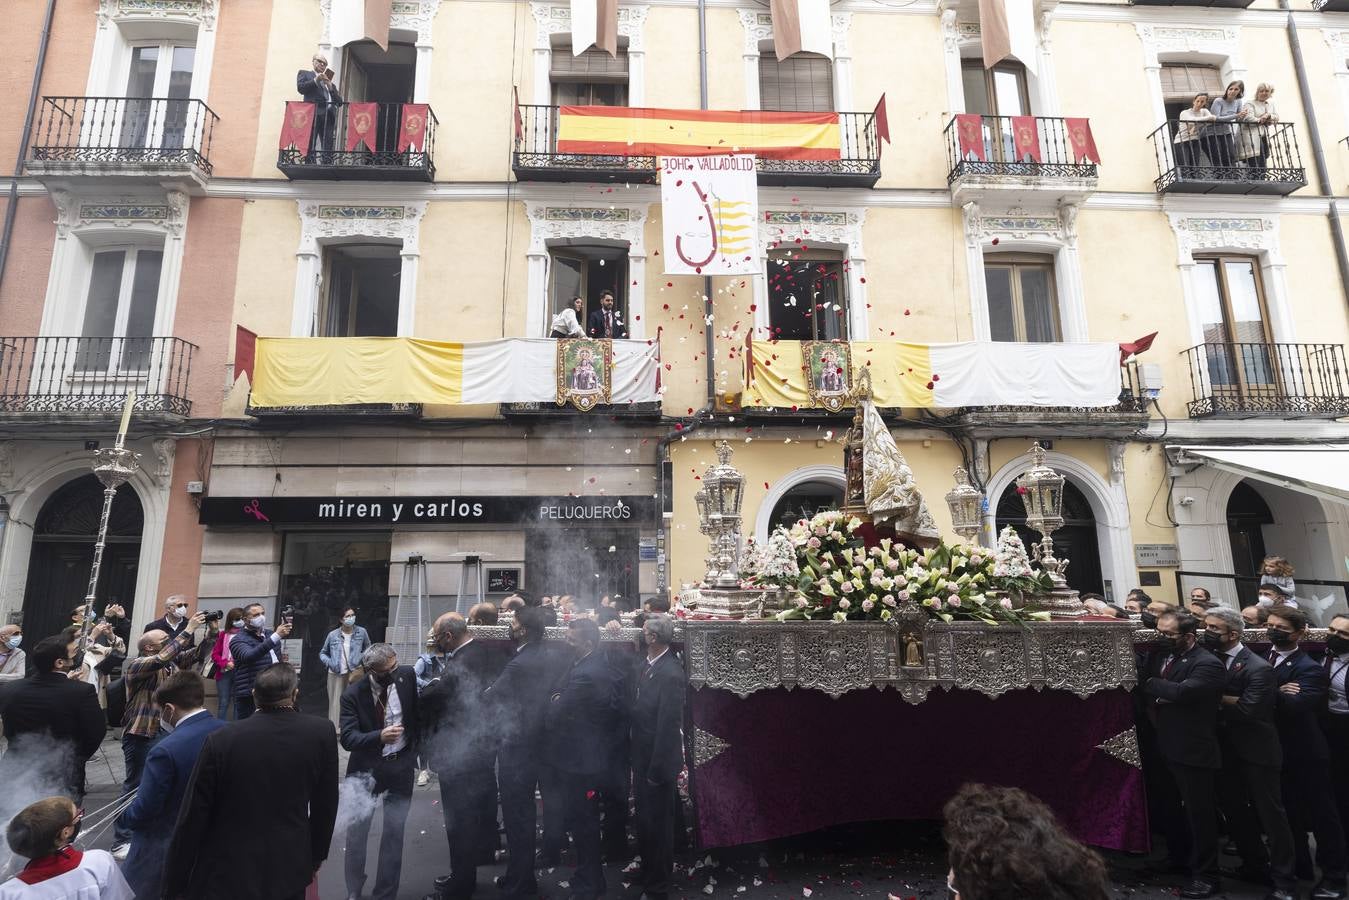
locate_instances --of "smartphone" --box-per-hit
[323,67,335,79]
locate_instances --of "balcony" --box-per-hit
[944,362,1150,434]
[27,97,218,188]
[1149,121,1306,195]
[276,102,438,182]
[944,115,1098,203]
[0,337,196,419]
[1182,342,1349,418]
[512,105,881,187]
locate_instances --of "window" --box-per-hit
[1161,63,1222,121]
[984,254,1059,342]
[121,42,196,150]
[78,247,163,370]
[341,40,417,152]
[767,249,848,341]
[1193,255,1274,391]
[549,244,629,335]
[961,60,1029,117]
[551,45,629,107]
[759,52,833,112]
[319,244,401,337]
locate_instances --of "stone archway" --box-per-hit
[996,479,1103,596]
[756,465,845,542]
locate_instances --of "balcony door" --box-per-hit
[767,249,849,341]
[1193,255,1276,400]
[77,247,163,373]
[120,42,196,151]
[961,60,1030,163]
[984,254,1060,342]
[342,40,417,155]
[319,244,401,337]
[549,244,629,334]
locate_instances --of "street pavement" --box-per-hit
[69,729,1284,900]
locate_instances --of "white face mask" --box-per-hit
[5,636,20,650]
[232,619,244,629]
[342,616,356,627]
[173,605,188,618]
[249,614,266,629]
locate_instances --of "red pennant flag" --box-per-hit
[397,103,430,152]
[874,93,890,146]
[278,101,315,151]
[1064,117,1100,164]
[346,102,378,152]
[234,326,258,385]
[1119,331,1158,364]
[1010,115,1040,163]
[513,86,524,142]
[955,114,985,161]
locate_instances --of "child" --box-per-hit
[1259,556,1297,599]
[1,797,131,899]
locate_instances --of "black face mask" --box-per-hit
[372,669,396,687]
[1265,627,1294,648]
[1158,636,1183,655]
[1201,631,1225,651]
[68,817,82,844]
[1328,635,1349,656]
[1140,611,1159,630]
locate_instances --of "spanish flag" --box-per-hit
[557,106,841,161]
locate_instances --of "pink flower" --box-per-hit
[948,596,962,608]
[897,590,910,602]
[886,561,899,572]
[861,599,875,612]
[870,546,883,558]
[807,537,821,549]
[820,561,832,572]
[840,582,854,594]
[970,554,984,566]
[882,595,896,607]
[838,598,851,610]
[1000,597,1014,609]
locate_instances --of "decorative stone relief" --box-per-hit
[54,190,189,238]
[1166,215,1280,264]
[297,201,428,255]
[99,0,216,31]
[1108,442,1126,486]
[759,209,865,258]
[0,441,14,491]
[1134,23,1242,69]
[320,0,443,44]
[533,2,649,52]
[152,438,176,483]
[736,8,850,56]
[962,201,1080,249]
[525,203,647,255]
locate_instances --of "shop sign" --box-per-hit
[487,568,521,593]
[1134,544,1180,567]
[200,495,656,526]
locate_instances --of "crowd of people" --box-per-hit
[1173,79,1282,178]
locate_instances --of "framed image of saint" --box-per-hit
[802,341,852,411]
[556,338,613,411]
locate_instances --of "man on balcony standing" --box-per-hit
[587,291,627,339]
[298,53,342,162]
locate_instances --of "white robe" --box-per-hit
[0,851,133,900]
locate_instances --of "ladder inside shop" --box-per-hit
[387,553,429,665]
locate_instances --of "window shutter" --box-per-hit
[552,45,629,83]
[758,53,834,112]
[1160,64,1222,100]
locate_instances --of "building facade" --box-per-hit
[5,0,1349,665]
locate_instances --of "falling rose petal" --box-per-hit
[763,481,770,489]
[859,276,866,284]
[991,237,1000,245]
[675,423,684,431]
[932,374,940,381]
[926,381,934,390]
[666,282,673,288]
[904,309,911,316]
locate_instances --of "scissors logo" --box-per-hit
[243,499,270,522]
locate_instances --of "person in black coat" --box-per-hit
[143,594,192,638]
[297,51,343,160]
[1143,609,1227,899]
[0,635,106,801]
[1202,607,1298,898]
[631,614,686,900]
[165,663,339,900]
[1265,604,1349,899]
[547,618,621,900]
[586,291,627,339]
[486,607,557,900]
[598,608,638,862]
[420,613,504,900]
[340,644,420,900]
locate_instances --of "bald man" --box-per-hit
[0,625,24,682]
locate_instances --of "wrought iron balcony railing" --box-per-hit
[944,115,1098,184]
[1315,0,1349,11]
[28,96,217,176]
[276,102,438,182]
[0,336,196,417]
[1183,342,1349,418]
[512,105,881,187]
[943,362,1149,430]
[1149,120,1306,195]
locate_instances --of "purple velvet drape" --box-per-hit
[687,686,1148,852]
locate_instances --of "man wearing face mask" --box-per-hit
[1324,615,1349,860]
[1143,609,1227,898]
[340,643,421,900]
[1202,607,1298,899]
[120,671,226,900]
[0,625,24,682]
[1265,604,1349,899]
[1133,598,1191,876]
[229,603,293,720]
[144,594,193,638]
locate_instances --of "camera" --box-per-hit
[203,610,224,623]
[281,605,295,625]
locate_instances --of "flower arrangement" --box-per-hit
[747,510,1053,624]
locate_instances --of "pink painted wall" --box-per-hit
[155,438,207,604]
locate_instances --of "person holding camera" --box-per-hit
[110,611,206,859]
[229,604,293,721]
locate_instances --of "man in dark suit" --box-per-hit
[421,613,503,900]
[1266,604,1349,899]
[165,663,339,900]
[598,607,637,862]
[143,594,193,638]
[340,643,420,900]
[1203,607,1298,899]
[121,670,228,900]
[297,52,343,160]
[486,606,556,900]
[0,634,106,801]
[631,614,686,900]
[1323,614,1349,858]
[547,618,621,900]
[586,290,627,339]
[1144,609,1227,899]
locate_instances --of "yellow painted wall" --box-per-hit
[233,199,303,336]
[250,0,325,179]
[1240,24,1327,193]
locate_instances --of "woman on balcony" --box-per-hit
[1205,80,1249,176]
[550,296,585,338]
[1238,83,1279,175]
[1176,93,1215,179]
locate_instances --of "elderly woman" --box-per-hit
[1176,93,1215,178]
[1205,80,1248,175]
[0,625,24,682]
[1238,83,1278,173]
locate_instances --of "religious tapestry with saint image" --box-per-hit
[556,337,612,411]
[802,341,852,411]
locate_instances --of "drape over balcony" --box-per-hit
[557,106,841,159]
[249,337,660,408]
[743,340,1122,409]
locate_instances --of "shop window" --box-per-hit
[525,527,636,604]
[768,250,849,341]
[548,243,629,336]
[78,246,163,371]
[983,254,1059,343]
[759,52,833,112]
[341,39,417,152]
[551,44,629,107]
[319,244,401,337]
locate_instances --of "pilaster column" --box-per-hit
[627,253,647,339]
[526,251,549,337]
[414,44,434,103]
[292,250,322,336]
[398,252,419,336]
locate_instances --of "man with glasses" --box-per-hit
[1202,607,1297,899]
[297,52,342,162]
[1143,609,1227,899]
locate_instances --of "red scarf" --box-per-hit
[17,846,83,884]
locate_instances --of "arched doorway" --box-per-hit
[996,479,1103,596]
[1226,480,1273,608]
[768,480,844,532]
[21,475,143,643]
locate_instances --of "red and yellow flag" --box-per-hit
[557,106,841,161]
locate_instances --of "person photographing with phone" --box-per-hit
[297,52,342,162]
[228,604,293,721]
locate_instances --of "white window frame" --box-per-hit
[531,2,649,106]
[89,0,216,103]
[752,209,868,340]
[78,245,166,372]
[526,203,648,340]
[938,6,1060,117]
[738,9,854,113]
[319,0,443,103]
[1134,24,1247,125]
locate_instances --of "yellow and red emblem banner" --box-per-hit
[557,106,841,161]
[346,102,378,152]
[279,102,315,151]
[398,103,429,152]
